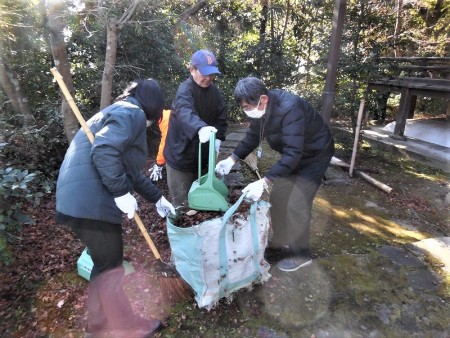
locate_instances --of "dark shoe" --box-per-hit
[111,317,162,338]
[277,256,312,272]
[267,244,290,250]
[264,245,291,264]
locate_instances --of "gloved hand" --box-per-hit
[198,126,218,143]
[242,178,268,201]
[215,139,221,157]
[114,192,138,219]
[156,196,176,218]
[149,164,163,181]
[215,157,235,176]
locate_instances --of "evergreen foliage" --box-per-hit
[0,0,448,240]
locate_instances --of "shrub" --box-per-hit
[0,166,52,265]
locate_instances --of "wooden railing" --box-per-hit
[365,57,450,139]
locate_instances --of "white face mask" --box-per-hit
[243,97,265,118]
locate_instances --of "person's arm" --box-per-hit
[91,113,134,197]
[265,106,305,181]
[156,109,170,165]
[173,83,208,140]
[150,110,170,181]
[134,171,162,202]
[231,119,262,161]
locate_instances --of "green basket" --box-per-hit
[77,248,135,281]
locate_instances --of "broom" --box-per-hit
[243,152,270,194]
[50,67,193,303]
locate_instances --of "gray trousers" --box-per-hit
[269,157,331,257]
[166,164,197,208]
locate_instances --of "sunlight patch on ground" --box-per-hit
[404,169,444,181]
[352,210,428,242]
[412,237,450,275]
[315,196,428,244]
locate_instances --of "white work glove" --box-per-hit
[155,196,176,218]
[215,157,236,176]
[242,178,268,201]
[198,126,218,143]
[114,192,138,219]
[149,164,163,181]
[215,139,221,157]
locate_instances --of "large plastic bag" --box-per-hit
[167,194,271,309]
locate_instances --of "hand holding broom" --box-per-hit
[50,67,193,302]
[243,152,270,194]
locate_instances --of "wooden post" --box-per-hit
[349,99,365,177]
[392,87,411,140]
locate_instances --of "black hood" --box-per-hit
[116,78,164,122]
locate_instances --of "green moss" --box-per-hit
[161,125,449,337]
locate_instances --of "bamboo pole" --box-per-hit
[331,157,393,194]
[50,67,95,143]
[349,99,365,177]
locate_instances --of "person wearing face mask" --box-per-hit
[163,49,228,208]
[215,77,334,272]
[56,79,175,337]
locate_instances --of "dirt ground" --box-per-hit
[0,122,449,337]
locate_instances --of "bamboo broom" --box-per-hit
[51,67,193,303]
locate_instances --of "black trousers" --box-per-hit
[64,216,137,329]
[269,157,331,257]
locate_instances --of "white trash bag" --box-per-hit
[167,193,271,309]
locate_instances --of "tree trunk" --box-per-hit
[321,0,346,124]
[350,1,365,130]
[100,18,119,110]
[47,1,79,143]
[305,6,319,85]
[255,0,268,75]
[394,0,403,57]
[0,53,34,126]
[99,0,142,109]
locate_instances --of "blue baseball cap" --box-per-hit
[191,50,220,76]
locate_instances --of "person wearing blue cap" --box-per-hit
[163,49,228,208]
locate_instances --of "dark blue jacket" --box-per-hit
[56,97,162,224]
[233,89,334,181]
[163,77,227,172]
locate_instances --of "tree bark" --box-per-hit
[177,0,207,21]
[394,0,403,57]
[47,1,79,143]
[100,17,119,110]
[321,0,347,124]
[99,0,141,109]
[0,53,34,126]
[255,0,269,74]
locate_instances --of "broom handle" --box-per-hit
[133,214,161,260]
[50,67,162,261]
[50,68,95,143]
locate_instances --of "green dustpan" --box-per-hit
[188,131,230,212]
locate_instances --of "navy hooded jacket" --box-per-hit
[232,89,334,181]
[56,97,162,224]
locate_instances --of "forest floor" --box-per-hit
[0,120,449,337]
